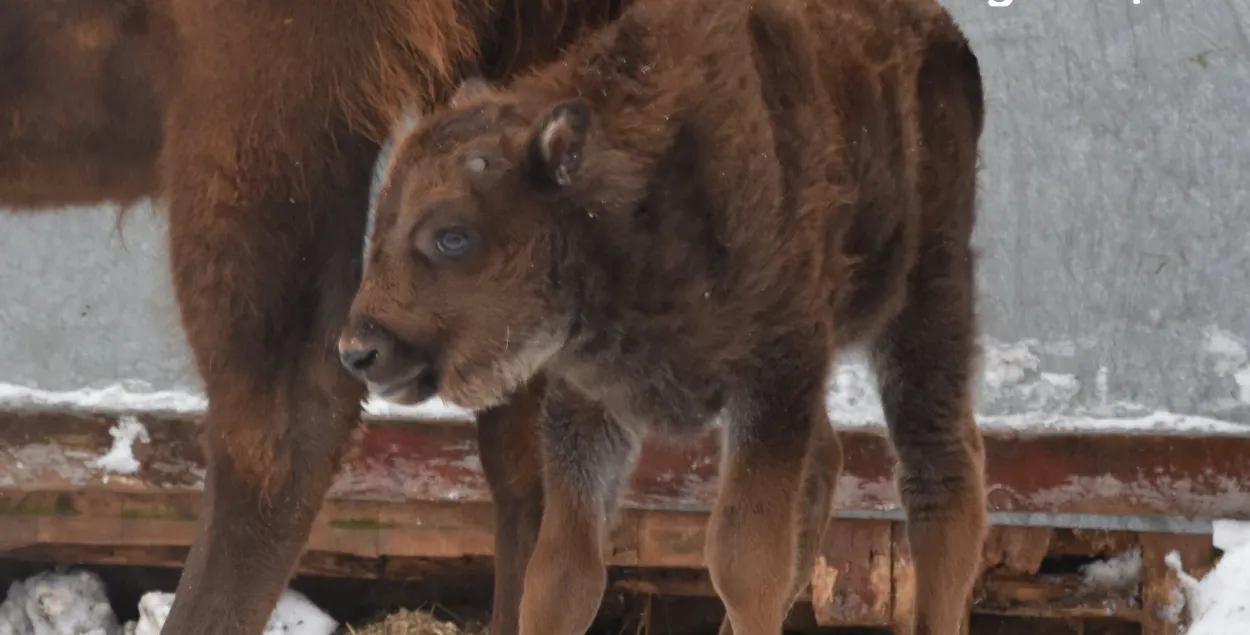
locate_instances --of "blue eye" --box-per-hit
[434,227,474,256]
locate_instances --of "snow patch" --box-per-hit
[1202,327,1250,406]
[0,570,338,635]
[2,337,1249,436]
[360,396,475,421]
[980,338,1081,410]
[91,417,149,477]
[824,354,883,426]
[123,589,336,635]
[1095,365,1111,409]
[1212,519,1250,555]
[1235,369,1250,405]
[0,570,121,635]
[977,410,1250,435]
[0,381,207,416]
[121,592,166,635]
[0,380,475,421]
[1079,548,1142,592]
[1166,531,1250,635]
[831,339,1247,434]
[1203,328,1247,376]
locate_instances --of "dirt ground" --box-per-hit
[343,609,484,635]
[341,605,1137,635]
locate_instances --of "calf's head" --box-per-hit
[338,83,612,410]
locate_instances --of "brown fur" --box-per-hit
[343,0,989,634]
[0,0,172,208]
[2,0,627,633]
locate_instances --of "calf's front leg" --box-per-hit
[517,381,640,635]
[706,350,830,635]
[478,375,548,635]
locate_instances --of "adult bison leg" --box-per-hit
[161,131,377,634]
[156,20,380,634]
[161,143,377,634]
[476,375,547,635]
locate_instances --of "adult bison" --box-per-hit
[341,0,989,633]
[1,0,625,633]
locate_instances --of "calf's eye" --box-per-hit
[434,227,475,257]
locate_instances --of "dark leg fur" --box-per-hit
[478,376,548,635]
[517,380,641,635]
[871,238,986,635]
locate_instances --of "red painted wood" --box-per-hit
[2,411,1248,519]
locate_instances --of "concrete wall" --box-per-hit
[2,0,1249,425]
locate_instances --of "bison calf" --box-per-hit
[341,0,989,633]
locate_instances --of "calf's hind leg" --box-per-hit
[870,33,989,635]
[784,421,842,605]
[871,241,987,635]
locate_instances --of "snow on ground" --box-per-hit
[1210,519,1250,553]
[0,380,473,423]
[1079,548,1142,593]
[3,338,1249,436]
[90,417,150,480]
[1072,521,1250,635]
[1165,520,1250,635]
[0,571,336,635]
[0,571,119,635]
[124,589,336,635]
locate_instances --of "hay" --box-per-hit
[343,608,484,635]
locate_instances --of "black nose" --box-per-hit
[339,346,379,375]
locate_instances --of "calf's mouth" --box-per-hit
[368,364,441,405]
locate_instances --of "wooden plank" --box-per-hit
[973,572,1141,621]
[3,411,1248,519]
[809,519,892,626]
[0,534,1164,629]
[636,511,707,568]
[0,409,1243,632]
[981,526,1055,576]
[1046,530,1139,558]
[1139,533,1215,635]
[891,522,915,634]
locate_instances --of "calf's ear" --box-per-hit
[525,98,593,189]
